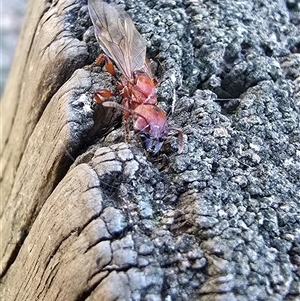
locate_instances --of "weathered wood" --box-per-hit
[1,0,300,300]
[1,143,171,300]
[0,0,92,274]
[0,0,94,278]
[1,0,89,200]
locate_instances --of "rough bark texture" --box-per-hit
[1,0,300,300]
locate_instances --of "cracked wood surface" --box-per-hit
[1,0,300,300]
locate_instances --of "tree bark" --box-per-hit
[1,0,300,300]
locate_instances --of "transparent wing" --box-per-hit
[88,0,151,78]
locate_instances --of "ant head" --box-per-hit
[133,105,169,154]
[139,126,168,154]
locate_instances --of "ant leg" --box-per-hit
[122,98,131,142]
[95,54,116,77]
[94,89,115,104]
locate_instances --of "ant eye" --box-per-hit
[139,133,148,139]
[140,133,151,147]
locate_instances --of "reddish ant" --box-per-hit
[88,0,183,154]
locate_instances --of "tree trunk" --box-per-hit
[1,0,299,300]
